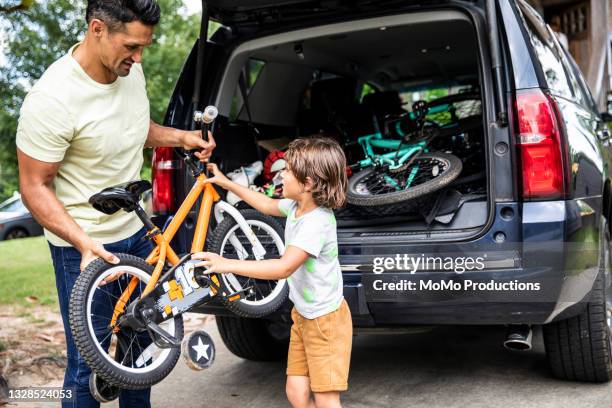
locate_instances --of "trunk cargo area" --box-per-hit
[210,9,490,238]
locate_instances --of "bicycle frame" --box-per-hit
[109,167,273,328]
[356,132,428,170]
[354,99,461,171]
[110,172,220,326]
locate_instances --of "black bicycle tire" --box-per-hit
[346,152,463,206]
[208,209,289,318]
[69,253,184,389]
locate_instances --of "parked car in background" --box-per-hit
[0,192,43,240]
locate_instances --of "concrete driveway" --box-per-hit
[110,316,612,408]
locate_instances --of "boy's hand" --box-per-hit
[203,163,231,188]
[191,251,230,273]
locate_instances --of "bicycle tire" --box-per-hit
[69,253,184,389]
[208,209,289,318]
[346,152,462,206]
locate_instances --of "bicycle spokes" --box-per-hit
[355,157,447,196]
[87,267,178,373]
[222,222,283,303]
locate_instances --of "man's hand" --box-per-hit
[191,251,230,274]
[181,130,216,162]
[79,239,120,272]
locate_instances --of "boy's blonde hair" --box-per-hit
[284,136,348,209]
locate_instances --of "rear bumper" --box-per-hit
[343,274,577,326]
[191,199,603,326]
[343,199,602,325]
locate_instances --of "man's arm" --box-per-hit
[145,120,216,162]
[17,149,119,271]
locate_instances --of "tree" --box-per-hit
[0,0,200,200]
[0,0,33,13]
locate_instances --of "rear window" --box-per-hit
[228,58,266,122]
[518,4,574,100]
[398,86,481,126]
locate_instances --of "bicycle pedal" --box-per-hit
[225,286,253,302]
[182,330,215,371]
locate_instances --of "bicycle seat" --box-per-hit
[89,180,151,215]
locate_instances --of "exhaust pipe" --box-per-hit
[503,324,532,351]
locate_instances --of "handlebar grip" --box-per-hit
[202,123,209,143]
[194,106,217,144]
[185,123,210,157]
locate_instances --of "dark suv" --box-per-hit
[151,0,612,382]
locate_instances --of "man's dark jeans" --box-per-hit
[49,227,153,408]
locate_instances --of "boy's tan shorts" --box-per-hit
[286,298,353,392]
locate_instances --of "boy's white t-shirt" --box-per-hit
[16,43,149,246]
[278,198,343,319]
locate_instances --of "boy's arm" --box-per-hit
[193,245,309,280]
[204,163,283,217]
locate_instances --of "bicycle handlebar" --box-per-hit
[194,106,218,140]
[174,105,219,176]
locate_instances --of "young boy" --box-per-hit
[192,136,352,408]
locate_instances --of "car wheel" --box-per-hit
[216,315,289,361]
[542,216,612,382]
[5,228,29,240]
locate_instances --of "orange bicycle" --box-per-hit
[68,107,288,392]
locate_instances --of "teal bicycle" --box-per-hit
[346,98,468,207]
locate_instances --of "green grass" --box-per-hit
[0,236,58,308]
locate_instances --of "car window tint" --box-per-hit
[359,83,376,102]
[519,5,574,100]
[229,58,266,122]
[545,24,594,110]
[560,43,598,112]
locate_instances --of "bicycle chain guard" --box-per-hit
[145,260,252,321]
[152,260,215,319]
[117,259,253,349]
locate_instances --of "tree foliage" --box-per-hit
[0,0,200,200]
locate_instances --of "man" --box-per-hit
[15,0,215,406]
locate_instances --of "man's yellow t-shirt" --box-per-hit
[16,43,150,247]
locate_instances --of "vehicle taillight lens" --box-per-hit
[152,147,177,214]
[515,89,568,200]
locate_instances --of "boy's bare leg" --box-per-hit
[313,391,342,408]
[286,375,315,408]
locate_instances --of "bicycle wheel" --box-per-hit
[69,253,183,389]
[346,152,462,206]
[208,209,289,318]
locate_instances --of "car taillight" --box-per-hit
[515,89,568,200]
[152,147,177,214]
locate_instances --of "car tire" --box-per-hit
[5,228,29,240]
[542,217,612,382]
[346,152,463,207]
[216,315,289,361]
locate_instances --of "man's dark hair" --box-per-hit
[86,0,161,31]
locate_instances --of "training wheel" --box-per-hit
[182,330,216,371]
[89,372,120,403]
